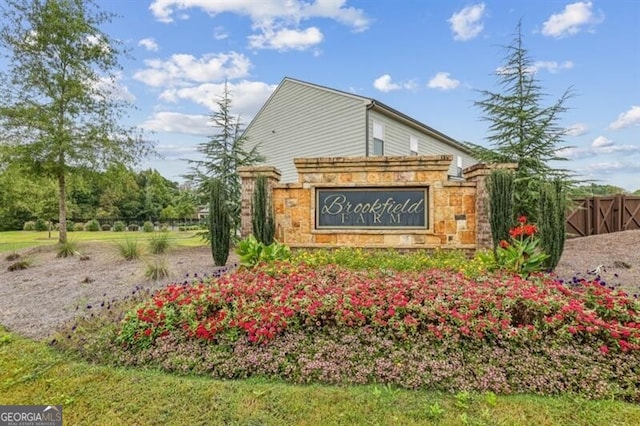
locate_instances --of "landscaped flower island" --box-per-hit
[112,248,640,402]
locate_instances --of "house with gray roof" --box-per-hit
[243,77,477,182]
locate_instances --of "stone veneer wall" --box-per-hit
[239,156,516,251]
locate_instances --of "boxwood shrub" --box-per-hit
[85,219,101,232]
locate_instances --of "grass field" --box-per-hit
[1,327,639,425]
[0,230,207,252]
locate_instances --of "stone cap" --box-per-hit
[462,163,518,180]
[238,166,282,180]
[294,155,453,173]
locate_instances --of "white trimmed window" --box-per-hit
[457,155,463,177]
[409,135,419,155]
[373,121,384,156]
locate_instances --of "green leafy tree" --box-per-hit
[0,0,149,243]
[0,165,57,230]
[186,82,263,236]
[469,21,572,222]
[159,205,179,221]
[66,170,101,219]
[96,165,141,219]
[136,169,178,221]
[173,187,198,219]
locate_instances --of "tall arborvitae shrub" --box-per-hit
[539,179,567,269]
[487,169,515,250]
[251,175,275,245]
[209,178,230,266]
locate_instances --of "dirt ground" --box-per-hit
[1,230,639,341]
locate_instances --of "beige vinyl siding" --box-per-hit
[245,80,367,182]
[368,110,475,177]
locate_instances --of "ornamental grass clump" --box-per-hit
[117,239,142,261]
[144,258,170,281]
[148,232,171,255]
[56,240,79,258]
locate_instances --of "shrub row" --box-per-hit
[22,220,170,232]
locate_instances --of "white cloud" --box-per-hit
[159,80,277,118]
[448,3,486,41]
[542,1,604,38]
[427,72,460,91]
[609,106,640,130]
[560,136,640,160]
[149,0,370,50]
[592,136,613,148]
[138,37,159,52]
[577,160,640,175]
[248,26,323,51]
[373,74,400,92]
[372,74,417,93]
[141,112,211,136]
[133,52,251,87]
[532,60,574,74]
[566,122,589,136]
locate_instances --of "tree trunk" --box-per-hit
[58,173,67,244]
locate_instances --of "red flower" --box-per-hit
[500,240,510,249]
[143,328,152,337]
[599,345,609,355]
[518,216,527,224]
[509,227,522,238]
[523,224,537,236]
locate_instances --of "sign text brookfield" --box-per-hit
[316,188,428,228]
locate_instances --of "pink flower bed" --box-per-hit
[117,263,640,354]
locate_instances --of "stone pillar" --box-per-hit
[238,166,281,238]
[463,163,518,250]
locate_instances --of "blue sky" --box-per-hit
[102,1,639,191]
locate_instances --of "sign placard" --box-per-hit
[316,188,428,229]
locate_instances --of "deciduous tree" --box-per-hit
[0,0,149,243]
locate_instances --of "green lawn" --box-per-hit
[1,328,639,426]
[0,230,207,252]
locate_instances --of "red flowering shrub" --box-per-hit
[496,216,549,278]
[117,263,640,355]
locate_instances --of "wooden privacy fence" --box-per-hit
[566,195,640,237]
